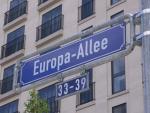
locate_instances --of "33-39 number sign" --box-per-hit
[56,73,89,100]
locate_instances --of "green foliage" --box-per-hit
[24,90,49,113]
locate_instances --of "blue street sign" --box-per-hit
[56,74,89,100]
[20,24,125,86]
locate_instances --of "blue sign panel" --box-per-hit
[20,24,125,86]
[56,74,89,100]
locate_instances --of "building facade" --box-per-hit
[0,0,143,113]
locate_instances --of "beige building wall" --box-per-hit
[0,0,144,113]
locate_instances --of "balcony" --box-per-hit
[38,0,61,12]
[36,14,63,46]
[4,1,28,31]
[0,76,13,94]
[78,0,95,22]
[1,35,25,59]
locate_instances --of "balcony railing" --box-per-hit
[0,75,13,94]
[1,35,25,58]
[78,0,95,21]
[38,0,48,5]
[4,1,28,25]
[77,82,95,106]
[36,14,63,41]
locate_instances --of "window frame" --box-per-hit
[0,100,19,113]
[111,0,121,5]
[112,103,127,113]
[77,69,95,106]
[1,64,15,94]
[111,57,126,94]
[78,0,95,21]
[38,84,60,113]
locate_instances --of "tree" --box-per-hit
[24,89,49,113]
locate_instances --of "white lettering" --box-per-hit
[33,60,40,76]
[65,52,71,63]
[46,59,51,71]
[40,61,46,73]
[101,38,108,50]
[77,43,84,59]
[94,41,100,52]
[57,55,64,70]
[51,58,57,69]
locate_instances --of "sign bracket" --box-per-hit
[13,13,135,93]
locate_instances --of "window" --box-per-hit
[111,0,121,5]
[10,0,26,9]
[39,84,60,113]
[111,57,126,94]
[40,46,60,55]
[77,69,95,106]
[78,0,95,21]
[4,0,28,25]
[38,0,48,5]
[112,103,127,113]
[111,11,124,26]
[111,11,124,20]
[1,64,15,94]
[82,26,93,38]
[36,5,63,41]
[0,100,19,113]
[1,26,25,58]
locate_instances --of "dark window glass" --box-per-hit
[79,69,95,105]
[82,26,93,38]
[112,103,127,113]
[111,11,124,26]
[37,5,63,40]
[79,0,94,21]
[42,5,62,24]
[7,26,25,42]
[111,11,124,20]
[38,0,48,5]
[10,0,26,9]
[111,0,121,5]
[3,65,15,78]
[1,26,25,58]
[1,64,15,94]
[4,0,27,25]
[0,100,18,113]
[39,84,60,113]
[82,0,91,4]
[111,57,125,94]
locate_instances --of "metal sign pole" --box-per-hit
[140,0,150,113]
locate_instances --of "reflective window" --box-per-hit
[111,0,121,5]
[78,69,95,105]
[0,100,18,113]
[111,57,126,94]
[112,103,127,113]
[39,84,60,113]
[1,64,15,94]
